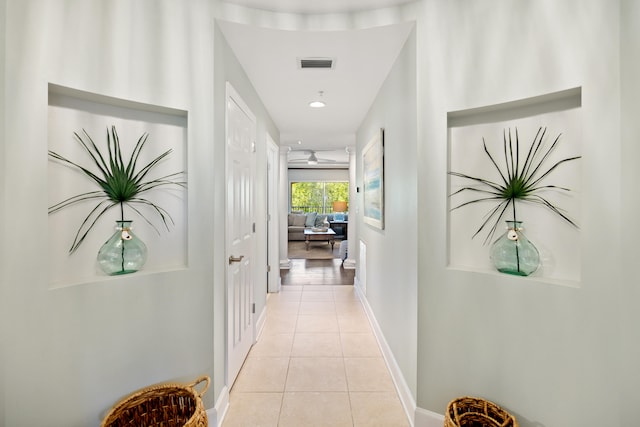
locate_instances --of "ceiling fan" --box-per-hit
[288,149,337,165]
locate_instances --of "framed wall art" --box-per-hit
[362,128,385,230]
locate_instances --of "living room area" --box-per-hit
[283,209,354,286]
[287,209,348,260]
[285,167,351,262]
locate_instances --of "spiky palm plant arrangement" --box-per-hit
[49,126,186,253]
[449,126,580,245]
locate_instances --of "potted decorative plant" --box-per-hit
[49,126,185,275]
[449,126,580,276]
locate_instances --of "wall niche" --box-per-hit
[48,84,188,288]
[447,87,582,285]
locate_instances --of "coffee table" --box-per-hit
[304,228,336,251]
[328,220,348,239]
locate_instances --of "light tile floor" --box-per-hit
[222,284,409,427]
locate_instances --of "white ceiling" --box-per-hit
[219,0,414,14]
[217,1,414,166]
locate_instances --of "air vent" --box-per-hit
[299,58,334,69]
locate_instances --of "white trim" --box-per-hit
[357,240,367,295]
[355,286,416,426]
[210,385,230,427]
[206,408,217,427]
[255,303,267,340]
[343,258,356,269]
[269,276,281,293]
[266,135,281,294]
[414,407,445,427]
[279,258,291,269]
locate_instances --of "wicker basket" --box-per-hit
[445,396,518,427]
[101,376,210,427]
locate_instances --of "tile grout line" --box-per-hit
[226,280,405,426]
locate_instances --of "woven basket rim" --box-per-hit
[101,376,210,427]
[445,396,518,427]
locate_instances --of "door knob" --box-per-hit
[229,255,245,264]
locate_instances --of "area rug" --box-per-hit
[288,240,342,259]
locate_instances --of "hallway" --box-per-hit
[221,261,409,426]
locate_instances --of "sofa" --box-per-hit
[288,212,348,241]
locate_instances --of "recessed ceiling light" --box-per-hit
[309,90,326,108]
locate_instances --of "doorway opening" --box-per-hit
[281,259,355,287]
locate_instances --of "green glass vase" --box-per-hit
[97,220,147,275]
[490,220,539,276]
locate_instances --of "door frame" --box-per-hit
[266,135,280,293]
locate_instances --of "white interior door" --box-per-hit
[226,83,256,388]
[266,136,280,293]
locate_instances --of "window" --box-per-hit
[290,181,349,214]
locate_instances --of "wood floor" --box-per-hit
[280,259,355,286]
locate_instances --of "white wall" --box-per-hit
[0,2,279,425]
[619,0,640,424]
[213,20,279,398]
[266,136,281,292]
[415,1,628,425]
[288,168,349,183]
[0,0,6,423]
[1,1,217,426]
[356,27,418,398]
[279,148,291,265]
[2,1,636,426]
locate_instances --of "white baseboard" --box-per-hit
[206,408,217,427]
[414,407,445,427]
[354,286,416,426]
[208,385,229,427]
[279,259,291,269]
[268,276,281,293]
[343,258,356,269]
[255,304,267,340]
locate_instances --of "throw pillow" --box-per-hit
[288,214,295,226]
[292,214,306,227]
[315,214,328,227]
[305,212,317,227]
